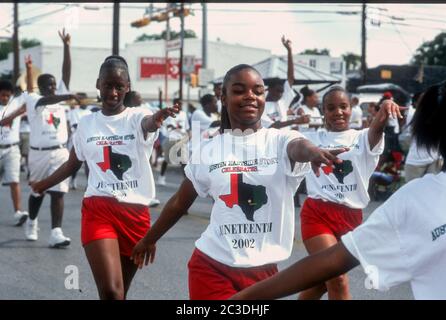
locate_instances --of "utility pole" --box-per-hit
[164,4,170,105]
[179,3,185,101]
[12,3,19,84]
[112,2,120,55]
[361,3,367,85]
[202,3,208,69]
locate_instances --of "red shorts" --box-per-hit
[300,197,362,241]
[188,248,278,300]
[81,196,151,257]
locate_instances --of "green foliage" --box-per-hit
[342,52,361,71]
[300,48,330,56]
[135,29,197,42]
[412,32,446,66]
[0,38,41,61]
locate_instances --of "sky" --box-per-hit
[1,2,446,68]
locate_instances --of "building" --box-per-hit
[0,38,271,101]
[294,54,347,87]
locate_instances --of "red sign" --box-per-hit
[140,57,202,79]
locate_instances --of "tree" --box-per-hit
[342,52,361,71]
[412,32,446,66]
[135,29,197,42]
[0,38,41,60]
[299,48,330,56]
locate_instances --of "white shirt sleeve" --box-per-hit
[191,110,213,132]
[184,162,210,198]
[281,130,311,177]
[72,124,85,161]
[134,108,158,146]
[341,191,412,291]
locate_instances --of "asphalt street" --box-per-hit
[0,165,413,300]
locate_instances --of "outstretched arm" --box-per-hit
[35,94,80,108]
[231,242,359,300]
[131,178,198,268]
[368,99,404,150]
[0,104,26,126]
[30,148,82,194]
[141,103,180,137]
[282,36,294,86]
[287,138,348,176]
[59,28,71,90]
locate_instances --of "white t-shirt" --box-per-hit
[26,81,70,148]
[191,109,218,134]
[303,129,384,209]
[161,110,189,141]
[68,107,92,132]
[404,106,441,166]
[261,81,295,129]
[349,105,363,130]
[217,100,222,114]
[73,107,158,206]
[0,94,25,145]
[297,104,323,132]
[185,128,310,267]
[342,172,446,299]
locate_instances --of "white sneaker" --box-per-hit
[13,211,28,226]
[157,175,166,186]
[148,198,161,208]
[25,218,38,241]
[48,227,71,248]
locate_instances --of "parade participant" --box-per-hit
[157,98,189,186]
[131,64,346,300]
[297,86,402,300]
[22,29,78,247]
[30,55,180,299]
[214,82,223,113]
[349,96,363,129]
[404,92,443,182]
[261,36,309,130]
[0,80,28,225]
[296,86,323,132]
[231,81,446,300]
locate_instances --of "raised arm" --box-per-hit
[25,55,33,93]
[30,148,82,194]
[282,35,294,86]
[59,29,71,90]
[231,242,359,300]
[287,138,348,176]
[131,178,198,268]
[368,99,404,150]
[35,93,80,108]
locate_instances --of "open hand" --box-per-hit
[281,35,292,51]
[58,28,71,46]
[308,147,349,177]
[24,54,33,68]
[152,103,181,129]
[376,99,405,122]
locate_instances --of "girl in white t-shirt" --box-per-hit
[298,86,402,300]
[30,56,179,300]
[231,81,446,300]
[297,86,324,132]
[131,64,347,300]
